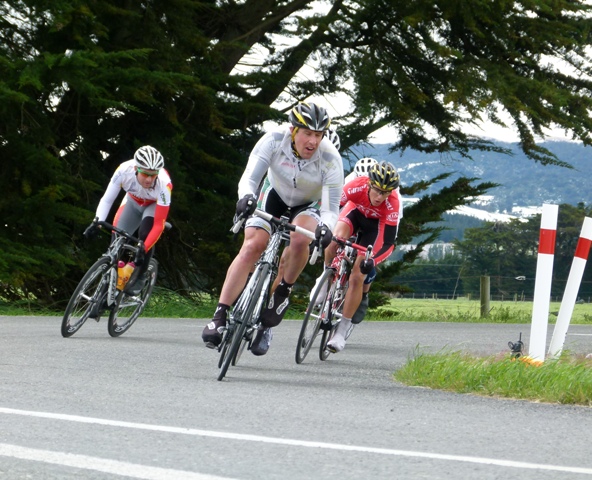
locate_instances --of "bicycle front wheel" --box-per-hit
[218,263,269,381]
[108,259,158,337]
[295,268,334,364]
[320,277,349,361]
[62,257,112,338]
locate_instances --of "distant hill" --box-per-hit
[348,141,592,214]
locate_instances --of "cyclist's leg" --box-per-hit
[352,269,375,325]
[125,207,156,294]
[259,206,318,330]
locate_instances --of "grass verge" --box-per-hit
[395,349,592,406]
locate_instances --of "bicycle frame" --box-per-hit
[96,221,143,308]
[217,208,318,380]
[328,236,370,319]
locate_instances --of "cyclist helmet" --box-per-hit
[326,128,341,150]
[289,102,331,132]
[354,157,378,177]
[134,145,164,170]
[369,161,400,191]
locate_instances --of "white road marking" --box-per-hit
[1,407,592,475]
[0,443,233,480]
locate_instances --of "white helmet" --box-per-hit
[354,157,378,177]
[326,128,341,151]
[134,145,164,170]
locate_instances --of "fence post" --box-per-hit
[480,276,490,318]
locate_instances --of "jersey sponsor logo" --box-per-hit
[356,205,380,218]
[347,186,366,195]
[387,212,400,222]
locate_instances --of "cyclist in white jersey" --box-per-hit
[83,145,173,294]
[202,102,344,355]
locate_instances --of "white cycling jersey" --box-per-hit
[95,159,172,221]
[238,126,344,228]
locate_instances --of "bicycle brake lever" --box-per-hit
[309,244,321,265]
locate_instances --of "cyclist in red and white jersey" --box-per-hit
[83,145,173,294]
[319,160,402,353]
[202,102,343,355]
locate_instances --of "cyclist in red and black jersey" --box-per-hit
[318,160,402,353]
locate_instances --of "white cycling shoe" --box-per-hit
[327,318,352,353]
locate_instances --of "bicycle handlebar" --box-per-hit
[230,209,320,264]
[93,219,172,245]
[332,236,373,261]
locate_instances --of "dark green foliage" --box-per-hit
[2,1,592,307]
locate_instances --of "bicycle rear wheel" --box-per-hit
[108,259,158,337]
[218,264,269,381]
[295,268,334,364]
[62,257,112,338]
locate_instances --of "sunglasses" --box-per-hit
[370,185,392,196]
[137,167,159,177]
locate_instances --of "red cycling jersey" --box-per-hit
[339,175,403,265]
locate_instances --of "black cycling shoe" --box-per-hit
[202,318,226,349]
[251,327,273,356]
[124,275,147,296]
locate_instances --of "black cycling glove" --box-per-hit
[315,223,333,249]
[236,194,257,218]
[83,222,99,240]
[360,258,375,274]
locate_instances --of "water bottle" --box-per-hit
[119,262,136,290]
[116,261,126,290]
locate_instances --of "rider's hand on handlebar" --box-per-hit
[315,223,333,249]
[83,221,100,240]
[236,194,257,218]
[360,258,375,274]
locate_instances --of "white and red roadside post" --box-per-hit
[547,217,592,359]
[528,203,559,362]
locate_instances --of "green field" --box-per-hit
[371,297,592,324]
[3,289,592,326]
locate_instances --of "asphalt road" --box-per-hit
[2,315,592,479]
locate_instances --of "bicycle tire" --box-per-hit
[295,268,334,364]
[218,263,269,381]
[107,259,158,337]
[232,328,253,366]
[62,256,112,338]
[217,330,231,368]
[320,276,349,361]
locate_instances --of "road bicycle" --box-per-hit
[295,236,372,364]
[216,208,319,381]
[61,220,165,338]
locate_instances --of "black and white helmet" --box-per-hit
[326,128,341,150]
[354,157,378,177]
[289,102,331,132]
[134,145,164,170]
